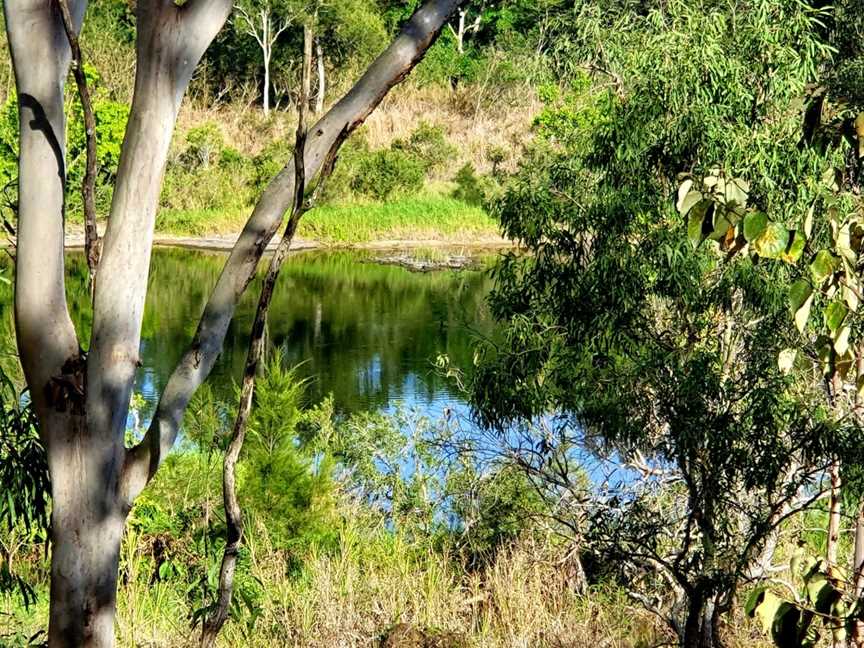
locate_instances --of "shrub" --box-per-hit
[392,121,456,174]
[181,122,224,170]
[251,140,293,195]
[452,163,495,206]
[351,148,425,201]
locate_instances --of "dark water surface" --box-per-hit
[55,248,494,422]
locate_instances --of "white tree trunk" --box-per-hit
[315,38,325,113]
[263,54,271,116]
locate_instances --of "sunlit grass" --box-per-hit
[152,196,500,244]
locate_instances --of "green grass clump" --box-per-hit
[298,196,498,243]
[153,196,499,243]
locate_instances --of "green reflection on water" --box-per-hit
[51,248,494,417]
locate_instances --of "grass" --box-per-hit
[3,515,671,648]
[153,195,501,244]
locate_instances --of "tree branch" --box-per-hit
[4,0,85,419]
[86,0,232,446]
[122,0,461,503]
[57,0,100,293]
[199,30,324,645]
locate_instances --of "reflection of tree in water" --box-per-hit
[55,249,494,417]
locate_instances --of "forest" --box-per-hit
[4,1,864,647]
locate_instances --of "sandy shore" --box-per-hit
[58,229,513,253]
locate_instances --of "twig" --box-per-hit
[57,0,99,293]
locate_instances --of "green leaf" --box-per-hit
[687,200,712,249]
[789,281,813,334]
[804,204,815,239]
[781,231,806,264]
[811,250,839,283]
[743,211,768,242]
[825,301,848,333]
[753,222,790,258]
[708,213,733,241]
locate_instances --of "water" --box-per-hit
[49,248,495,423]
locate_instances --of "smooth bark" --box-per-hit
[4,1,458,644]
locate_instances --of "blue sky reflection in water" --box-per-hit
[56,248,496,432]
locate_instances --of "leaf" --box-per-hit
[804,204,815,239]
[708,213,733,242]
[825,301,848,333]
[743,211,768,242]
[834,326,851,356]
[811,250,839,283]
[724,176,749,210]
[687,200,712,249]
[781,230,806,264]
[676,179,694,212]
[753,222,790,258]
[678,189,703,217]
[778,349,797,374]
[753,590,786,634]
[837,221,856,262]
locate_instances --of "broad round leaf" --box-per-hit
[743,211,768,242]
[811,250,839,283]
[753,222,790,259]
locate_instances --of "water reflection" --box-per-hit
[55,248,494,419]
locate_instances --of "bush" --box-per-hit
[452,163,495,207]
[392,121,456,174]
[351,148,426,201]
[251,140,293,195]
[181,123,224,170]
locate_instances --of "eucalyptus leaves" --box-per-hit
[678,169,863,388]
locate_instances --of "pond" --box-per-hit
[31,248,496,425]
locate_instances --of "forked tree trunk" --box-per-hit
[4,1,458,645]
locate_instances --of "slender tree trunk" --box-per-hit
[682,590,722,648]
[315,38,325,113]
[827,461,842,575]
[851,501,864,646]
[263,52,271,116]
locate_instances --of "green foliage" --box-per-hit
[351,148,425,201]
[452,163,496,207]
[747,552,853,648]
[392,122,456,174]
[0,372,48,609]
[181,123,225,170]
[241,353,339,552]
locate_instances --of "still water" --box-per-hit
[55,248,494,423]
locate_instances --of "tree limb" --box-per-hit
[4,0,85,419]
[199,30,328,646]
[86,0,232,447]
[122,0,461,504]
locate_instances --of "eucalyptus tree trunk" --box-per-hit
[5,1,231,645]
[4,0,458,645]
[315,37,325,113]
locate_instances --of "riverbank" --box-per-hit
[60,195,509,252]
